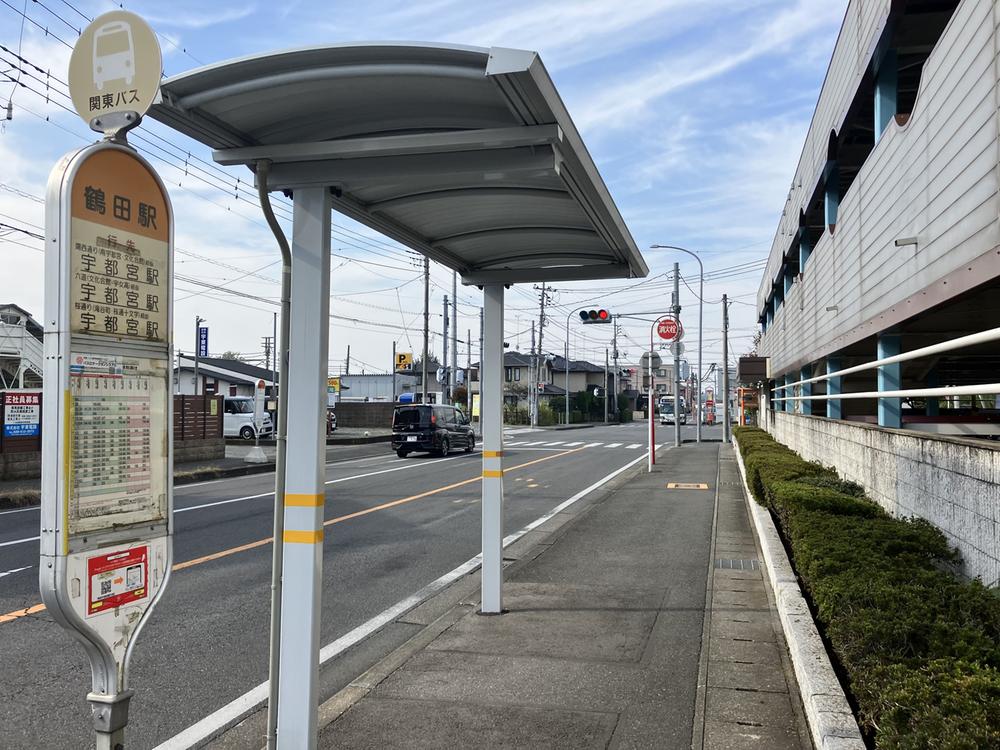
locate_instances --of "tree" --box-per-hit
[453,385,468,405]
[219,350,245,361]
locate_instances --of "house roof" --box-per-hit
[177,355,278,384]
[549,355,604,373]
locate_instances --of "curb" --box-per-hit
[731,436,864,750]
[225,434,392,446]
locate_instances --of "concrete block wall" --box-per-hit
[173,438,226,465]
[769,412,1000,588]
[0,450,41,480]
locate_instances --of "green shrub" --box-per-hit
[795,473,866,498]
[767,480,882,526]
[732,427,1000,747]
[854,659,1000,748]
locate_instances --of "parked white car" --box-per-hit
[223,396,274,440]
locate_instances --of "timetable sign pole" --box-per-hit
[40,137,173,746]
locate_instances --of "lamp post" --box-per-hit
[650,245,703,443]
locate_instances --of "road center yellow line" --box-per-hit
[0,447,587,625]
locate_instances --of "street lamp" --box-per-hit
[649,245,704,443]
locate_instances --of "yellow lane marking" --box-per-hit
[0,603,46,624]
[283,529,324,544]
[0,447,587,626]
[284,493,325,507]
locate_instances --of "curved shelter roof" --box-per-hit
[149,43,647,284]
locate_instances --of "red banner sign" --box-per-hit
[87,545,148,615]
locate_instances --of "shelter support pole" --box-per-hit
[800,365,812,416]
[877,333,902,428]
[874,28,898,139]
[276,187,331,750]
[480,282,505,614]
[827,357,842,419]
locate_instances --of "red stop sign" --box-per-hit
[656,318,683,341]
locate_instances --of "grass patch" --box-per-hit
[0,489,41,509]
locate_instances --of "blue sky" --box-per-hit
[0,0,847,378]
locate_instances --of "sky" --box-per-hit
[0,0,848,382]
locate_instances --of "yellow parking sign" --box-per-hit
[395,352,413,371]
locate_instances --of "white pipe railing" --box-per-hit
[771,325,1000,393]
[772,384,1000,402]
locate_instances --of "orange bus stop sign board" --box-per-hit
[69,147,170,344]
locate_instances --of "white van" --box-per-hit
[223,396,274,440]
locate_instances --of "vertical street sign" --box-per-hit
[198,326,209,357]
[43,11,169,748]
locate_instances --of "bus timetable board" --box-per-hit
[40,140,173,717]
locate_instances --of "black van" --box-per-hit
[392,404,475,458]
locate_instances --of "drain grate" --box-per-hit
[715,558,760,571]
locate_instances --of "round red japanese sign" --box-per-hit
[656,318,684,342]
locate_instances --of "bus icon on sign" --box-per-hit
[93,21,135,90]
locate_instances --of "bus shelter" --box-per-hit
[150,42,647,748]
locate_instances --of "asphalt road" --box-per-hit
[0,421,721,748]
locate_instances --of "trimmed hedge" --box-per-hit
[733,426,1000,749]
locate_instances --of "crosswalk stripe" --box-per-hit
[564,441,584,446]
[605,443,622,448]
[505,441,526,446]
[542,441,565,446]
[626,443,641,449]
[519,441,546,446]
[583,442,603,448]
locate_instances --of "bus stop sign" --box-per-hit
[40,138,173,746]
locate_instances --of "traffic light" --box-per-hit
[537,382,545,393]
[579,309,611,324]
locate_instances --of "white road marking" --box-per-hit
[626,443,642,449]
[504,441,526,446]
[153,448,658,750]
[0,565,32,579]
[0,506,38,516]
[583,442,603,448]
[0,536,38,549]
[518,441,547,446]
[564,441,584,447]
[605,443,622,448]
[541,441,565,446]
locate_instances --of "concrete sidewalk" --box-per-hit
[301,444,809,749]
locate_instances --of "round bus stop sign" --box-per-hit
[656,317,683,342]
[67,10,162,135]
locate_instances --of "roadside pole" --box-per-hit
[722,293,731,443]
[604,349,609,423]
[392,340,396,404]
[442,295,449,402]
[422,257,429,404]
[194,315,204,395]
[673,262,681,448]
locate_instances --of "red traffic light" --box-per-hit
[579,309,611,324]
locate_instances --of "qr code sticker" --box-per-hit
[100,579,112,596]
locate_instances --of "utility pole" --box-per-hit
[467,328,473,418]
[612,318,619,419]
[479,307,484,434]
[262,335,273,373]
[530,321,537,428]
[442,295,450,403]
[722,293,731,443]
[451,271,458,405]
[672,262,682,448]
[344,345,350,376]
[391,340,396,405]
[194,315,204,396]
[272,312,277,414]
[422,256,430,404]
[533,283,549,428]
[604,348,609,423]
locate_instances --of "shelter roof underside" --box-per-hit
[150,43,646,285]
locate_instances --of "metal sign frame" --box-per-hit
[40,139,174,745]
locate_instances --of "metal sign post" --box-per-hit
[42,12,171,748]
[41,139,174,749]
